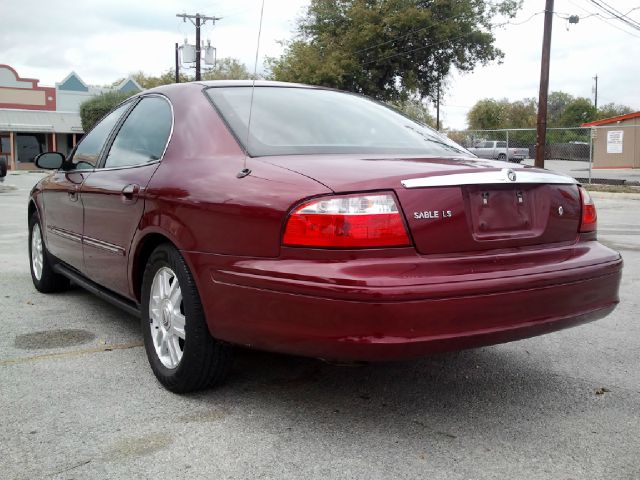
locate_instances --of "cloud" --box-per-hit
[1,0,306,86]
[2,0,638,129]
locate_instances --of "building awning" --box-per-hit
[0,109,83,134]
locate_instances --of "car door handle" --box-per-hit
[122,183,140,200]
[68,185,79,202]
[121,184,141,202]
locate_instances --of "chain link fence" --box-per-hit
[447,127,591,162]
[446,125,640,185]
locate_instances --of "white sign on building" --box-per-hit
[606,130,624,154]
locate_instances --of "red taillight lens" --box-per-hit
[579,186,597,233]
[283,193,410,248]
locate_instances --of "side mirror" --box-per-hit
[35,152,65,170]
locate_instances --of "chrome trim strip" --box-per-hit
[47,226,125,255]
[48,226,82,243]
[95,159,161,172]
[401,168,576,188]
[83,236,126,256]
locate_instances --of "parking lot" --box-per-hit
[1,172,639,480]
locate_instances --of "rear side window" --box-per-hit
[103,96,172,169]
[73,102,131,169]
[496,141,507,148]
[206,86,467,157]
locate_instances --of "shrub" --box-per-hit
[79,91,136,132]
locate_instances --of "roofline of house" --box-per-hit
[582,111,640,127]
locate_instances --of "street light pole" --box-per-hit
[535,0,554,169]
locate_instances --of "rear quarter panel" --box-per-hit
[131,83,331,262]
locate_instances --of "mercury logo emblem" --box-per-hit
[558,206,564,216]
[506,169,517,182]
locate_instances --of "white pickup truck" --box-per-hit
[467,141,529,163]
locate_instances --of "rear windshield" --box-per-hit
[205,86,468,157]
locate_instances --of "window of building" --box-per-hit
[103,97,172,169]
[16,133,47,163]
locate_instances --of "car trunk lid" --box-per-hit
[397,167,581,254]
[259,155,580,254]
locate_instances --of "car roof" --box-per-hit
[141,80,330,96]
[194,80,317,89]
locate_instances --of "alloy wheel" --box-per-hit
[149,267,186,369]
[31,223,44,281]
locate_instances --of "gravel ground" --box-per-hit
[1,172,639,480]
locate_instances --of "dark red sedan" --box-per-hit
[29,81,622,392]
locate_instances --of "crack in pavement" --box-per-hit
[0,341,143,366]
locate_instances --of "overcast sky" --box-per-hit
[2,0,639,128]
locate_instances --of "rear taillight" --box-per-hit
[283,193,410,248]
[578,186,597,233]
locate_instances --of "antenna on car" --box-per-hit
[237,0,266,179]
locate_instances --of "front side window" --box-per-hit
[206,87,468,157]
[72,102,132,169]
[103,96,172,169]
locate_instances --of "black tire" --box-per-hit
[141,243,232,393]
[497,153,507,161]
[28,212,70,293]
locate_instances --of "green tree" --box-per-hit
[506,98,536,128]
[596,102,634,120]
[466,92,634,130]
[130,70,189,88]
[387,97,436,128]
[547,91,573,127]
[268,0,521,102]
[559,97,596,126]
[466,98,510,130]
[125,58,252,89]
[201,58,253,80]
[79,91,135,132]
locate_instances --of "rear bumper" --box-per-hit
[185,242,622,361]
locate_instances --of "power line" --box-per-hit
[587,0,640,31]
[592,0,640,27]
[361,14,540,67]
[577,6,640,19]
[352,8,543,59]
[568,0,640,38]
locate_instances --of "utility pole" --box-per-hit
[175,43,180,83]
[535,0,554,169]
[436,82,440,131]
[176,13,222,81]
[593,74,598,111]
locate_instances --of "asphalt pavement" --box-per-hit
[1,171,639,480]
